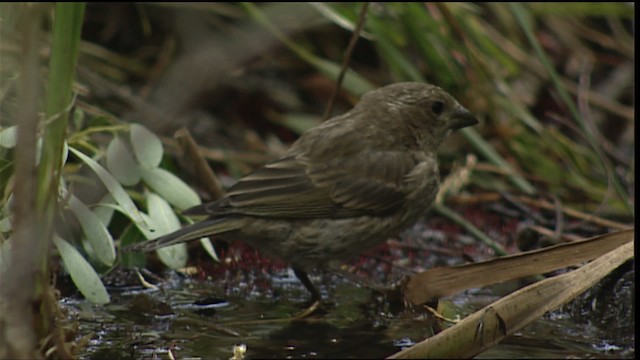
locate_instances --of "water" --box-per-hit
[64,266,634,359]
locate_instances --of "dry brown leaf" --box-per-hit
[389,233,634,359]
[404,229,633,305]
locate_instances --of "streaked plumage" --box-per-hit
[124,82,478,300]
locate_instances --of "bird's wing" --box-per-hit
[184,152,421,219]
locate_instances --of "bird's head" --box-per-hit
[361,82,478,150]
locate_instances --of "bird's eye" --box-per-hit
[431,101,445,115]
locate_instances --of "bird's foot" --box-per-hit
[293,299,323,319]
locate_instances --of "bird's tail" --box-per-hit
[123,217,243,252]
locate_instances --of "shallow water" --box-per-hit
[65,267,634,359]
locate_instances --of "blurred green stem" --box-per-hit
[461,127,536,195]
[37,2,85,228]
[35,0,86,344]
[434,203,508,257]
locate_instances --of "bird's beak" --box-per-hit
[449,105,478,130]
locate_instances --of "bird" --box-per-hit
[124,82,478,302]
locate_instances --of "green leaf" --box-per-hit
[199,237,220,263]
[53,235,110,304]
[130,124,163,169]
[147,192,187,269]
[68,195,116,266]
[0,217,11,233]
[119,224,147,268]
[309,3,374,39]
[0,126,17,148]
[272,113,321,135]
[106,136,141,186]
[93,193,115,227]
[134,212,160,240]
[73,108,85,130]
[61,141,69,166]
[141,167,200,211]
[69,146,146,226]
[35,138,42,165]
[460,128,536,195]
[309,57,374,96]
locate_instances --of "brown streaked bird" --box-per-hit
[124,82,478,301]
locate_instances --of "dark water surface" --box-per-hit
[65,267,634,359]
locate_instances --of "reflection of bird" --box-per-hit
[124,82,478,301]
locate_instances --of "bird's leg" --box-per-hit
[292,266,322,302]
[292,266,323,318]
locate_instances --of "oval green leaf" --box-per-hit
[93,193,116,227]
[119,224,147,268]
[147,192,187,269]
[199,237,219,262]
[69,147,146,226]
[53,235,110,304]
[130,124,163,169]
[68,195,116,266]
[0,126,17,148]
[141,167,200,211]
[106,136,141,186]
[0,217,11,233]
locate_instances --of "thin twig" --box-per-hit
[526,224,583,243]
[323,2,370,121]
[433,203,508,256]
[174,127,225,201]
[449,192,632,230]
[499,191,549,225]
[550,194,564,242]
